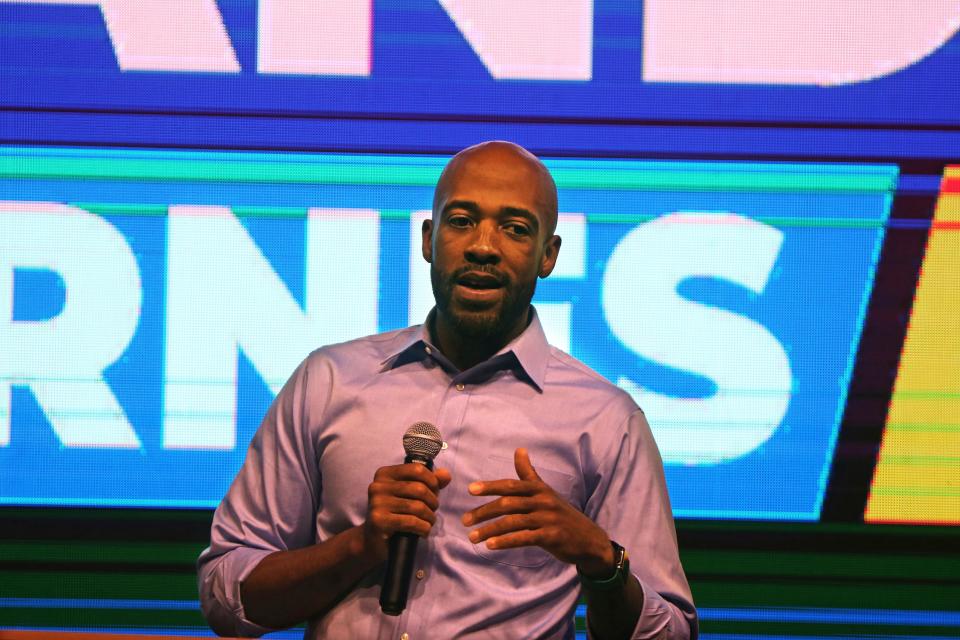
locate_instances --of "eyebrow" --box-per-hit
[443,200,541,232]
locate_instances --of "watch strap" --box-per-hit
[578,540,630,592]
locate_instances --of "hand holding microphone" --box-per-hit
[364,422,448,616]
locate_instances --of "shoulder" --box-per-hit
[543,346,640,420]
[297,325,420,386]
[308,325,414,362]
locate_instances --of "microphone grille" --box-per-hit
[402,421,444,460]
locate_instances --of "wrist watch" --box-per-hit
[578,540,630,592]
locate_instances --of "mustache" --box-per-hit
[449,264,508,285]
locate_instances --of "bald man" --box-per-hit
[198,142,697,639]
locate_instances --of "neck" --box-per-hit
[431,308,529,371]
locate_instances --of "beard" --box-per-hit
[431,264,536,340]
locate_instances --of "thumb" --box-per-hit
[435,467,453,490]
[514,447,542,482]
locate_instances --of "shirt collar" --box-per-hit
[381,307,551,392]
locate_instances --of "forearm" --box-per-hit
[240,525,381,630]
[583,575,644,640]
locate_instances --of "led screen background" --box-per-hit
[1,0,958,526]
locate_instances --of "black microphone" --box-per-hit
[379,421,444,616]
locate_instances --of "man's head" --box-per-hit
[423,141,561,349]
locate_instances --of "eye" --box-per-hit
[447,214,472,228]
[504,222,532,237]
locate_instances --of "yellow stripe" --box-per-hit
[865,168,960,524]
[866,495,960,523]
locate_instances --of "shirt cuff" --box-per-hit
[628,577,693,640]
[586,576,692,640]
[199,546,277,637]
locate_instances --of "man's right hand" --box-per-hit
[363,463,452,561]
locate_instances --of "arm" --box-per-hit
[462,447,644,639]
[240,463,452,630]
[463,411,697,639]
[197,357,450,635]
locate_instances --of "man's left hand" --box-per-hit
[462,447,615,578]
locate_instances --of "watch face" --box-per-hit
[611,541,627,568]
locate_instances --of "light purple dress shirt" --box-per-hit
[197,310,697,639]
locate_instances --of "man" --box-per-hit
[198,141,697,639]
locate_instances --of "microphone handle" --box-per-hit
[379,455,433,616]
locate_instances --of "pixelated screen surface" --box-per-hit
[1,0,958,524]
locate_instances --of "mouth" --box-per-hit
[456,271,504,290]
[453,271,505,305]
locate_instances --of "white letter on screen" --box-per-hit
[163,206,378,450]
[437,0,593,80]
[0,202,142,448]
[603,212,791,465]
[4,0,240,72]
[258,0,371,75]
[643,0,960,85]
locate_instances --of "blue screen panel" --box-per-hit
[1,0,959,127]
[0,147,896,519]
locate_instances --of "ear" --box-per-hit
[538,234,562,278]
[421,218,434,263]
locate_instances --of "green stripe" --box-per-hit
[703,620,960,637]
[876,455,960,465]
[3,157,443,186]
[73,203,168,216]
[886,422,960,433]
[549,167,895,192]
[59,204,890,229]
[681,550,960,581]
[0,608,205,628]
[690,581,960,611]
[869,487,960,498]
[891,390,960,400]
[0,542,202,565]
[1,155,895,193]
[0,571,197,599]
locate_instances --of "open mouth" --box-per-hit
[453,271,505,304]
[457,271,503,290]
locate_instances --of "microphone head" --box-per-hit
[402,421,444,461]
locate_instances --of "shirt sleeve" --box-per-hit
[197,356,324,637]
[584,408,699,640]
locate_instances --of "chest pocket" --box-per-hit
[471,454,577,568]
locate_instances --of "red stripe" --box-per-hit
[930,220,960,230]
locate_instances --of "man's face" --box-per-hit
[423,145,560,342]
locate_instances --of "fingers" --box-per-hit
[514,447,542,483]
[468,477,535,497]
[370,478,440,510]
[476,529,544,551]
[466,447,543,497]
[374,462,443,493]
[468,513,537,544]
[365,463,451,542]
[368,493,438,534]
[435,467,453,489]
[462,494,539,526]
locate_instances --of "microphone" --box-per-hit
[379,421,444,616]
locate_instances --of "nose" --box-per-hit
[464,219,501,265]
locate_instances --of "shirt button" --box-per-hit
[424,346,432,355]
[456,383,465,391]
[416,569,426,579]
